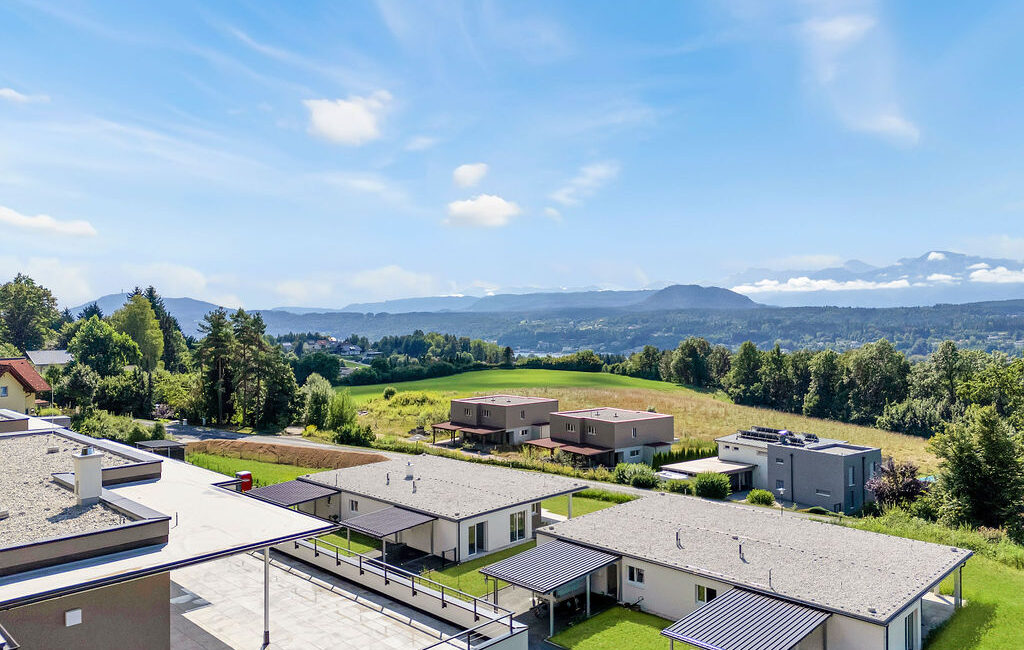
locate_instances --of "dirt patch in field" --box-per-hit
[186,439,387,469]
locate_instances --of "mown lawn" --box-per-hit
[343,369,935,470]
[319,531,381,556]
[924,556,1024,650]
[542,490,636,517]
[549,607,678,650]
[421,540,536,596]
[186,452,323,486]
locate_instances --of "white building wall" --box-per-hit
[887,598,922,650]
[616,445,645,464]
[825,613,886,650]
[459,505,534,560]
[718,441,769,488]
[616,558,733,620]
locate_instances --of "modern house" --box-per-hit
[0,410,334,649]
[0,358,50,414]
[432,394,560,446]
[524,407,674,466]
[25,349,73,375]
[661,426,882,512]
[484,494,970,649]
[288,454,585,563]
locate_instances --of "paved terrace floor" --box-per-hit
[171,551,461,650]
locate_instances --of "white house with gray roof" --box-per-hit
[499,494,969,650]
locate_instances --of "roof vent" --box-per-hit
[868,607,877,614]
[386,472,390,485]
[405,461,414,480]
[73,446,104,506]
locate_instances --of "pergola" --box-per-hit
[341,506,437,563]
[522,439,613,466]
[430,421,505,445]
[480,540,620,638]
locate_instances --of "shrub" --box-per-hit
[577,488,636,504]
[652,440,718,469]
[38,407,63,416]
[74,410,160,444]
[664,479,693,495]
[613,463,659,489]
[804,506,833,516]
[692,472,731,499]
[150,422,166,440]
[383,386,397,400]
[332,423,376,447]
[747,489,775,506]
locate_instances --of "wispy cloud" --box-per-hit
[445,194,521,227]
[550,161,620,206]
[0,88,49,104]
[453,162,488,188]
[405,135,439,151]
[733,277,911,294]
[304,91,393,145]
[0,205,97,237]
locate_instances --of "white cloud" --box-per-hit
[550,161,620,206]
[803,15,876,49]
[303,91,392,145]
[853,113,920,144]
[544,207,562,221]
[927,273,957,283]
[969,266,1024,284]
[968,262,990,270]
[0,204,97,237]
[405,135,439,151]
[453,163,488,188]
[0,88,49,104]
[445,194,521,228]
[320,172,406,203]
[0,256,93,306]
[926,251,946,261]
[732,277,911,294]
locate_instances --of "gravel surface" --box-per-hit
[0,434,132,547]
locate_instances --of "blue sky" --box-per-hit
[2,0,1023,308]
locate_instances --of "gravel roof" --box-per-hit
[454,395,558,406]
[0,433,132,547]
[303,455,585,520]
[539,494,971,623]
[553,407,671,422]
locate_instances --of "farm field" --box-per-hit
[343,369,936,471]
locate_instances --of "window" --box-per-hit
[464,407,472,416]
[629,449,640,458]
[815,489,831,498]
[349,499,358,512]
[586,425,596,436]
[482,409,491,417]
[566,423,577,432]
[468,522,486,556]
[775,479,785,490]
[847,466,855,487]
[510,511,526,542]
[904,609,917,650]
[775,457,784,464]
[520,410,526,419]
[519,428,529,437]
[833,503,842,513]
[631,427,638,438]
[696,585,717,605]
[0,386,6,397]
[626,566,645,585]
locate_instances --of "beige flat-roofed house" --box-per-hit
[432,394,559,446]
[525,407,674,466]
[0,411,334,650]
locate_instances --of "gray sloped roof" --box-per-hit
[342,507,436,538]
[247,480,341,507]
[479,539,619,594]
[662,588,829,650]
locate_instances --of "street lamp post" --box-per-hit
[776,487,786,515]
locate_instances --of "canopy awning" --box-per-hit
[480,540,619,595]
[431,421,461,431]
[343,506,436,539]
[523,438,563,450]
[522,439,610,456]
[660,457,756,476]
[430,421,504,435]
[661,588,830,650]
[247,479,341,507]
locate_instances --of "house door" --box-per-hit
[468,522,486,556]
[615,452,624,464]
[606,564,618,599]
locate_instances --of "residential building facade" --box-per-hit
[0,358,50,414]
[433,395,560,446]
[525,407,674,466]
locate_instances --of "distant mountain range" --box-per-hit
[722,251,1024,307]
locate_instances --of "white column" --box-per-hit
[263,547,270,647]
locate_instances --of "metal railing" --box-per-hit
[296,536,517,634]
[419,616,524,650]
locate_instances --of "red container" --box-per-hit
[236,470,253,492]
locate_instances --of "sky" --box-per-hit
[2,0,1024,309]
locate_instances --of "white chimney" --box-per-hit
[405,461,414,480]
[73,446,104,506]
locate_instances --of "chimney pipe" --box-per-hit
[73,446,104,506]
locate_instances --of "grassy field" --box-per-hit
[542,489,637,517]
[319,531,381,556]
[421,540,536,596]
[549,607,678,650]
[185,452,323,486]
[344,369,935,470]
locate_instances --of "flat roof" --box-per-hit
[303,455,585,521]
[0,433,133,547]
[480,539,619,594]
[716,431,846,449]
[811,443,876,456]
[662,587,830,650]
[661,457,756,476]
[538,494,971,624]
[453,394,558,406]
[552,407,672,422]
[0,449,335,610]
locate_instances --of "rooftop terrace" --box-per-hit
[539,494,970,624]
[303,454,585,520]
[553,407,671,422]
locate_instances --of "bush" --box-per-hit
[613,463,659,489]
[664,479,693,495]
[577,488,636,504]
[37,407,63,416]
[747,489,775,506]
[804,506,833,516]
[332,423,376,447]
[150,422,166,440]
[692,472,731,499]
[73,410,161,444]
[383,386,397,400]
[652,441,718,469]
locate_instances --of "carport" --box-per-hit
[341,506,437,564]
[480,539,620,638]
[661,588,830,650]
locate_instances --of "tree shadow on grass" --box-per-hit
[925,602,996,650]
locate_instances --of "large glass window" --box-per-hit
[510,511,526,542]
[468,522,486,556]
[904,609,917,650]
[848,466,855,486]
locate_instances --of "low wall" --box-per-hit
[278,539,527,650]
